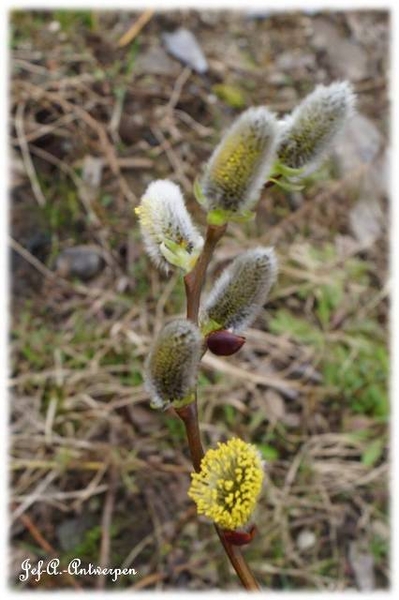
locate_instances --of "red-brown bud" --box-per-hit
[206,330,246,356]
[223,525,257,546]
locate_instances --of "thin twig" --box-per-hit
[167,67,192,112]
[9,237,106,300]
[11,470,59,522]
[27,144,100,226]
[9,236,57,281]
[17,511,82,590]
[16,81,136,203]
[131,572,166,589]
[202,352,302,396]
[97,465,118,589]
[117,9,155,48]
[14,102,47,206]
[18,512,55,555]
[10,111,77,144]
[151,126,192,193]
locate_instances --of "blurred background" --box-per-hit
[9,9,389,591]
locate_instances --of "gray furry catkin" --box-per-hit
[201,248,278,333]
[145,319,202,409]
[277,81,355,171]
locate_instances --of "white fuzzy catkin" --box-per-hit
[145,319,203,409]
[200,107,279,213]
[202,247,278,333]
[136,180,204,272]
[277,81,356,171]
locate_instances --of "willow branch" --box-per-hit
[179,223,261,591]
[184,223,227,323]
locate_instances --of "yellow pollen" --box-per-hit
[188,438,264,530]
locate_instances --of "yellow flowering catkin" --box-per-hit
[188,438,264,530]
[200,107,279,213]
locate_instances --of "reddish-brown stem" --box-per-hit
[175,402,203,472]
[215,527,261,591]
[179,224,261,591]
[184,223,227,323]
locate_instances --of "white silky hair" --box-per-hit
[201,107,280,212]
[144,318,203,410]
[277,81,356,172]
[138,179,204,272]
[202,247,278,333]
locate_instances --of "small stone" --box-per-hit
[335,113,387,248]
[349,541,375,591]
[282,413,301,428]
[163,28,208,74]
[199,11,219,26]
[329,40,368,81]
[135,45,178,76]
[296,529,316,551]
[311,19,341,51]
[350,197,384,248]
[57,515,96,551]
[311,18,369,81]
[82,155,103,189]
[267,71,288,86]
[334,113,383,175]
[276,51,314,71]
[48,21,61,33]
[116,276,131,293]
[55,246,105,281]
[264,390,285,424]
[371,519,389,540]
[11,150,28,188]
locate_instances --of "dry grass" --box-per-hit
[9,9,389,590]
